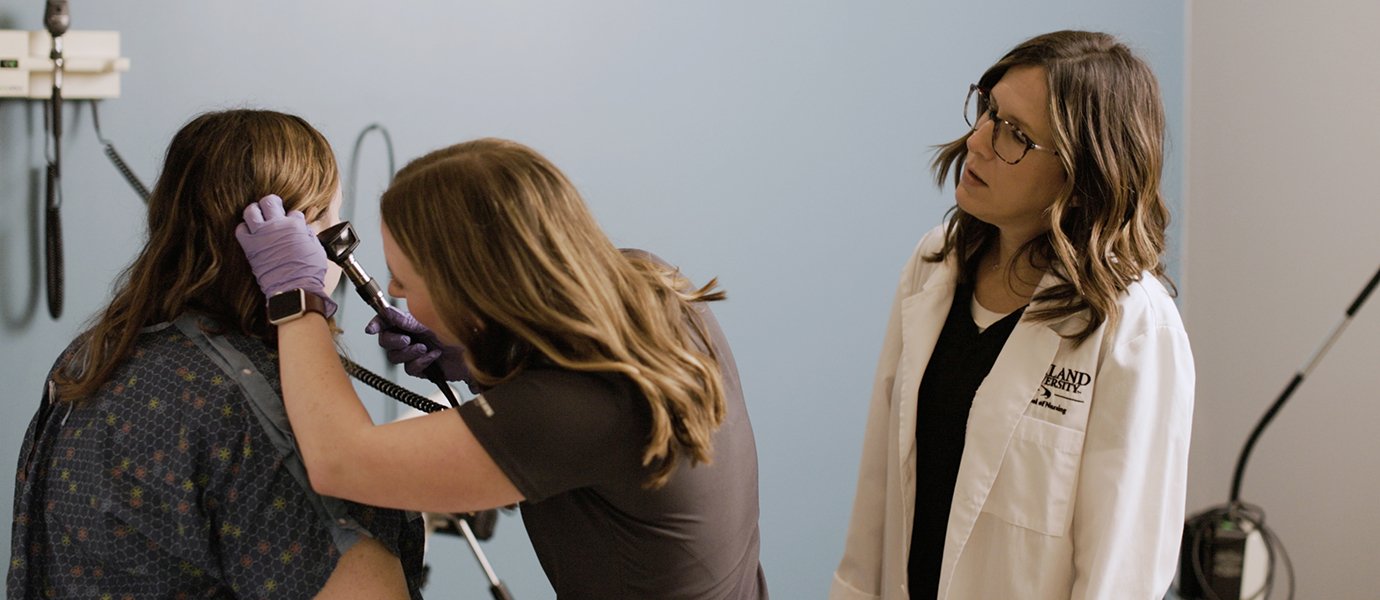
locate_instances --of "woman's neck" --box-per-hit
[973,229,1048,313]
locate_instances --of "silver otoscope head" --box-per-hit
[318,221,390,314]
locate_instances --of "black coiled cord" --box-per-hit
[340,355,447,414]
[102,143,152,200]
[91,101,153,202]
[340,358,513,599]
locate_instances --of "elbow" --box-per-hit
[306,467,343,498]
[300,448,355,499]
[296,427,383,503]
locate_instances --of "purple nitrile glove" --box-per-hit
[235,195,335,315]
[365,305,472,383]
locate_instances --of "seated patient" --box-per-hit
[8,109,424,599]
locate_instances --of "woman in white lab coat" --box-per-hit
[831,30,1194,600]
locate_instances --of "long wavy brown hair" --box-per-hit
[54,109,340,400]
[381,138,726,489]
[931,30,1174,344]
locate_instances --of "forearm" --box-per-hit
[276,313,375,492]
[273,313,521,512]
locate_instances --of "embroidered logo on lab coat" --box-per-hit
[1031,363,1093,415]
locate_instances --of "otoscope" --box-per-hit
[316,221,514,600]
[44,0,70,319]
[318,221,462,409]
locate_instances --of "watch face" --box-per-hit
[267,289,304,324]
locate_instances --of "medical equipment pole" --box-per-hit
[1228,264,1380,504]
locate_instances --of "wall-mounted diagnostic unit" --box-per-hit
[2,23,130,319]
[0,30,129,99]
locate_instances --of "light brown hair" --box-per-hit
[931,30,1174,343]
[380,138,726,488]
[55,109,340,399]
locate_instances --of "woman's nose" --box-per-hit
[966,119,995,159]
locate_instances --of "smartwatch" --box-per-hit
[266,289,334,325]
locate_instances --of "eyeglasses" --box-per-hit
[963,84,1059,165]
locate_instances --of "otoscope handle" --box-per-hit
[50,90,62,151]
[357,275,458,406]
[424,368,459,405]
[44,177,63,319]
[354,277,389,314]
[319,221,463,409]
[351,275,457,405]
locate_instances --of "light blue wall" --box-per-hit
[0,2,1182,598]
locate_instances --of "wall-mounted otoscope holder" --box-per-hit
[0,30,129,98]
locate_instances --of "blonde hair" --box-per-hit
[931,30,1174,344]
[55,109,340,400]
[381,138,727,488]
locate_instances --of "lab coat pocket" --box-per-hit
[982,416,1085,537]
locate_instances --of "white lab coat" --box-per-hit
[831,227,1194,600]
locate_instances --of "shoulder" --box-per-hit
[1112,274,1186,340]
[489,366,638,413]
[103,323,264,435]
[1085,274,1193,374]
[463,365,653,498]
[916,224,948,255]
[475,366,649,445]
[899,224,948,268]
[894,224,950,292]
[620,248,680,280]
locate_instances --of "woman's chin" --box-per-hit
[954,192,987,222]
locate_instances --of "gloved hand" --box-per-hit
[235,195,334,312]
[366,306,472,382]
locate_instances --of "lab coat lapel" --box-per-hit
[895,256,958,526]
[939,271,1065,594]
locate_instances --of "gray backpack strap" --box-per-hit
[171,314,365,553]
